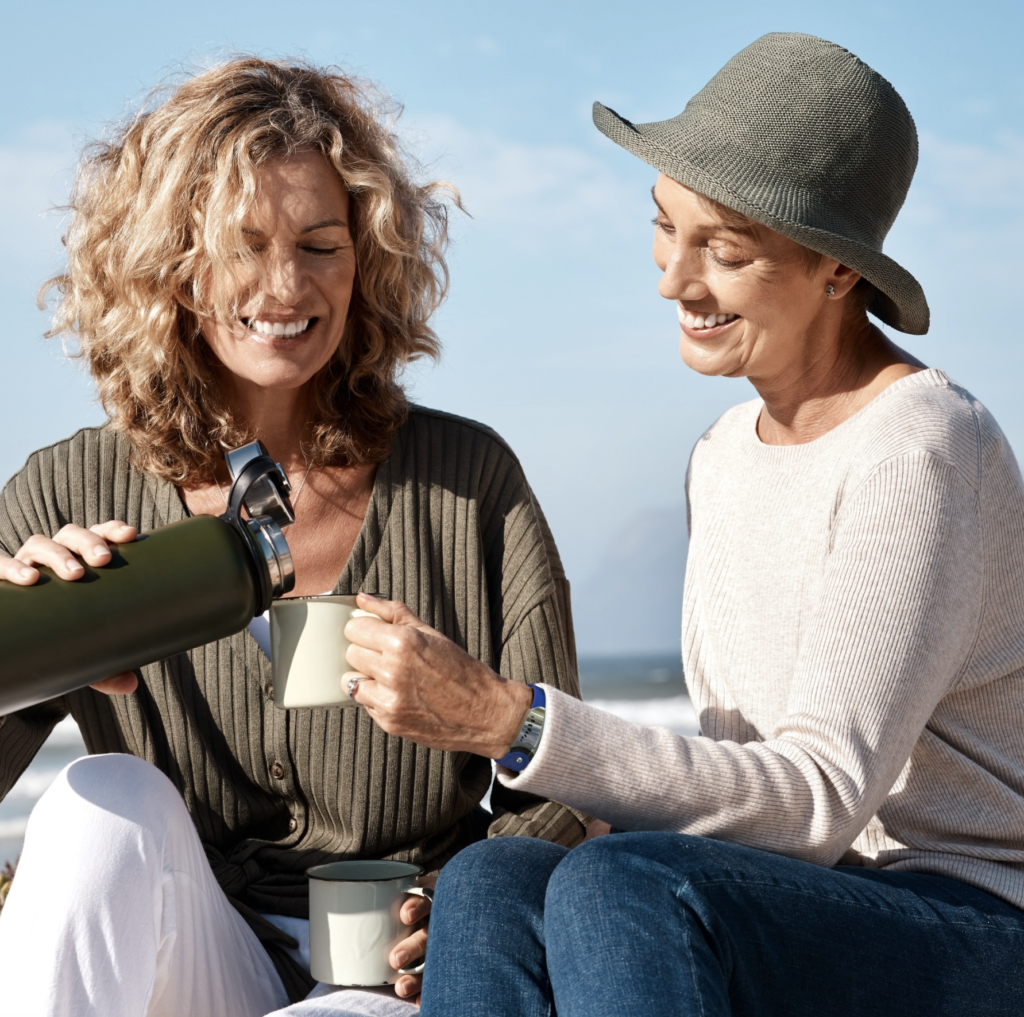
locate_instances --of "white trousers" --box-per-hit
[0,754,419,1017]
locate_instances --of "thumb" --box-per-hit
[355,592,425,629]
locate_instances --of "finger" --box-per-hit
[344,613,398,654]
[51,523,118,566]
[15,534,89,580]
[90,672,139,695]
[400,892,432,925]
[341,671,387,710]
[341,670,370,703]
[90,520,138,544]
[0,554,40,585]
[394,974,422,1001]
[390,927,429,969]
[355,592,425,628]
[344,641,389,678]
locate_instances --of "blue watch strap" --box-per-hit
[496,684,546,772]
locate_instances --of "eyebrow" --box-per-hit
[241,217,349,237]
[301,217,348,233]
[650,187,758,237]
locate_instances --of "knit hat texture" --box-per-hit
[593,32,928,334]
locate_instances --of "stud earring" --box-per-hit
[826,284,835,297]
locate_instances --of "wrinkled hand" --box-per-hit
[390,875,437,1003]
[0,521,140,695]
[343,593,532,759]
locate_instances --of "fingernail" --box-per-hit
[361,591,381,600]
[118,524,132,531]
[394,950,409,967]
[18,567,33,579]
[69,562,83,573]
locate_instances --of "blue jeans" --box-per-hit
[420,832,1024,1016]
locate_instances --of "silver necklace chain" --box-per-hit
[218,456,314,509]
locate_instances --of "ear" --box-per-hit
[825,262,862,301]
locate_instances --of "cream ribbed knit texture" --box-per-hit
[503,369,1024,908]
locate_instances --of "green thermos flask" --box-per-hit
[0,442,296,716]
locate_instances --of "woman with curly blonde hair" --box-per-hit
[0,58,586,1016]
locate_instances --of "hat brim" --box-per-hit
[593,103,929,335]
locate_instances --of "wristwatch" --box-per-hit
[496,685,546,771]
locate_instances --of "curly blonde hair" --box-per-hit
[43,57,454,483]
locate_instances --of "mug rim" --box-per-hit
[306,860,423,883]
[272,593,357,605]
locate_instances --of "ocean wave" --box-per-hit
[585,695,700,737]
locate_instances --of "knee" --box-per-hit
[434,836,568,927]
[439,836,567,900]
[33,753,187,837]
[546,832,786,918]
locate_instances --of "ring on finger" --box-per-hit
[347,676,364,699]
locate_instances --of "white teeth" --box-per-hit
[248,318,311,338]
[677,309,740,331]
[675,311,741,331]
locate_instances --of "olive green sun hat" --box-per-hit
[593,32,929,334]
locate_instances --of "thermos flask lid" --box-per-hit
[222,441,297,605]
[247,515,294,599]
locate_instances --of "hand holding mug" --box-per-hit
[390,874,436,1002]
[342,593,533,759]
[308,861,435,993]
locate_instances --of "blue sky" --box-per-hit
[2,0,1021,650]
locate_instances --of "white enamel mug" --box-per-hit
[270,595,374,709]
[307,860,433,987]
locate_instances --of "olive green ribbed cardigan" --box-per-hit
[0,406,587,1000]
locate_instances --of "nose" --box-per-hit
[657,245,709,303]
[262,246,310,306]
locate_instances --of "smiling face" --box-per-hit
[651,174,860,385]
[201,149,357,399]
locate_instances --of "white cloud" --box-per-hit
[905,131,1024,221]
[891,130,1024,298]
[409,115,650,244]
[927,131,1024,211]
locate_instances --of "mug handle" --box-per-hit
[396,885,435,976]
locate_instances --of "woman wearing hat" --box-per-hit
[342,33,1024,1014]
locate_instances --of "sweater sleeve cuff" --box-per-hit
[496,684,599,802]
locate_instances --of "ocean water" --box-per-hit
[0,653,696,866]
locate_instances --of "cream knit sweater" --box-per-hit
[503,369,1024,908]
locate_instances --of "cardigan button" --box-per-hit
[267,683,274,699]
[270,762,285,779]
[288,817,298,833]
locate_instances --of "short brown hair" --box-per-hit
[43,58,455,483]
